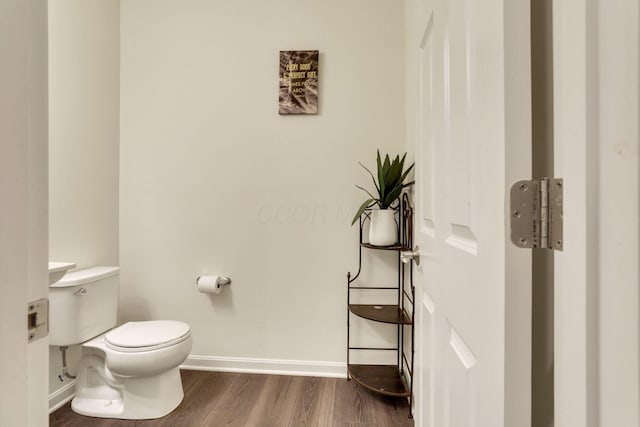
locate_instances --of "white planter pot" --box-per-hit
[369,209,397,246]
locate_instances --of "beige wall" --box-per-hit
[48,0,120,395]
[49,0,120,270]
[120,0,405,364]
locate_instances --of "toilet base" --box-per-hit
[72,361,184,420]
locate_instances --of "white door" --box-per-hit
[405,0,532,425]
[553,1,640,426]
[0,0,50,426]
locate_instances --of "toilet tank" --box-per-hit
[49,266,119,346]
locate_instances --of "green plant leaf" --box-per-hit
[398,153,407,181]
[380,153,394,202]
[382,186,403,208]
[399,162,415,183]
[385,157,402,189]
[376,150,385,199]
[351,198,376,225]
[355,185,378,201]
[358,162,380,195]
[382,154,391,176]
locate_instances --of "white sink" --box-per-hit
[48,262,76,285]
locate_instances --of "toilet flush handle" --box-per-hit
[74,287,87,296]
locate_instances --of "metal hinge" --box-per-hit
[510,178,563,250]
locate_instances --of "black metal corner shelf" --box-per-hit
[360,242,411,251]
[346,193,415,419]
[348,304,412,324]
[347,364,411,397]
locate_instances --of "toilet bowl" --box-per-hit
[102,320,191,377]
[49,266,193,420]
[72,320,192,419]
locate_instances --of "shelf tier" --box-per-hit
[349,304,412,324]
[348,364,411,397]
[361,243,410,251]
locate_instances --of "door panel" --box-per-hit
[553,1,640,425]
[0,0,49,425]
[407,0,532,425]
[444,326,477,427]
[419,291,436,425]
[444,0,472,229]
[419,14,436,232]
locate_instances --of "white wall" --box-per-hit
[0,0,49,425]
[48,0,120,396]
[49,0,120,269]
[120,0,405,367]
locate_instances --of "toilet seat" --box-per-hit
[105,320,191,353]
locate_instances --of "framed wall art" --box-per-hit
[279,50,318,115]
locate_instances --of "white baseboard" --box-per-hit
[181,355,347,378]
[49,381,75,413]
[49,356,345,413]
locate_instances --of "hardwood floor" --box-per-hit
[50,370,414,427]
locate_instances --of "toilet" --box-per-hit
[49,266,192,420]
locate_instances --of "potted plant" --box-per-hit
[352,150,415,246]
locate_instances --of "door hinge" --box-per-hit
[510,178,563,251]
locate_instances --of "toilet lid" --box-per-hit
[105,320,191,351]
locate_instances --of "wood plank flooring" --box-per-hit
[50,370,414,427]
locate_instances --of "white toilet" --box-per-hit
[49,266,192,420]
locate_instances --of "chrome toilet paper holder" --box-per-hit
[195,275,232,288]
[216,276,232,287]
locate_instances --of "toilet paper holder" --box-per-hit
[195,275,232,288]
[216,276,232,287]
